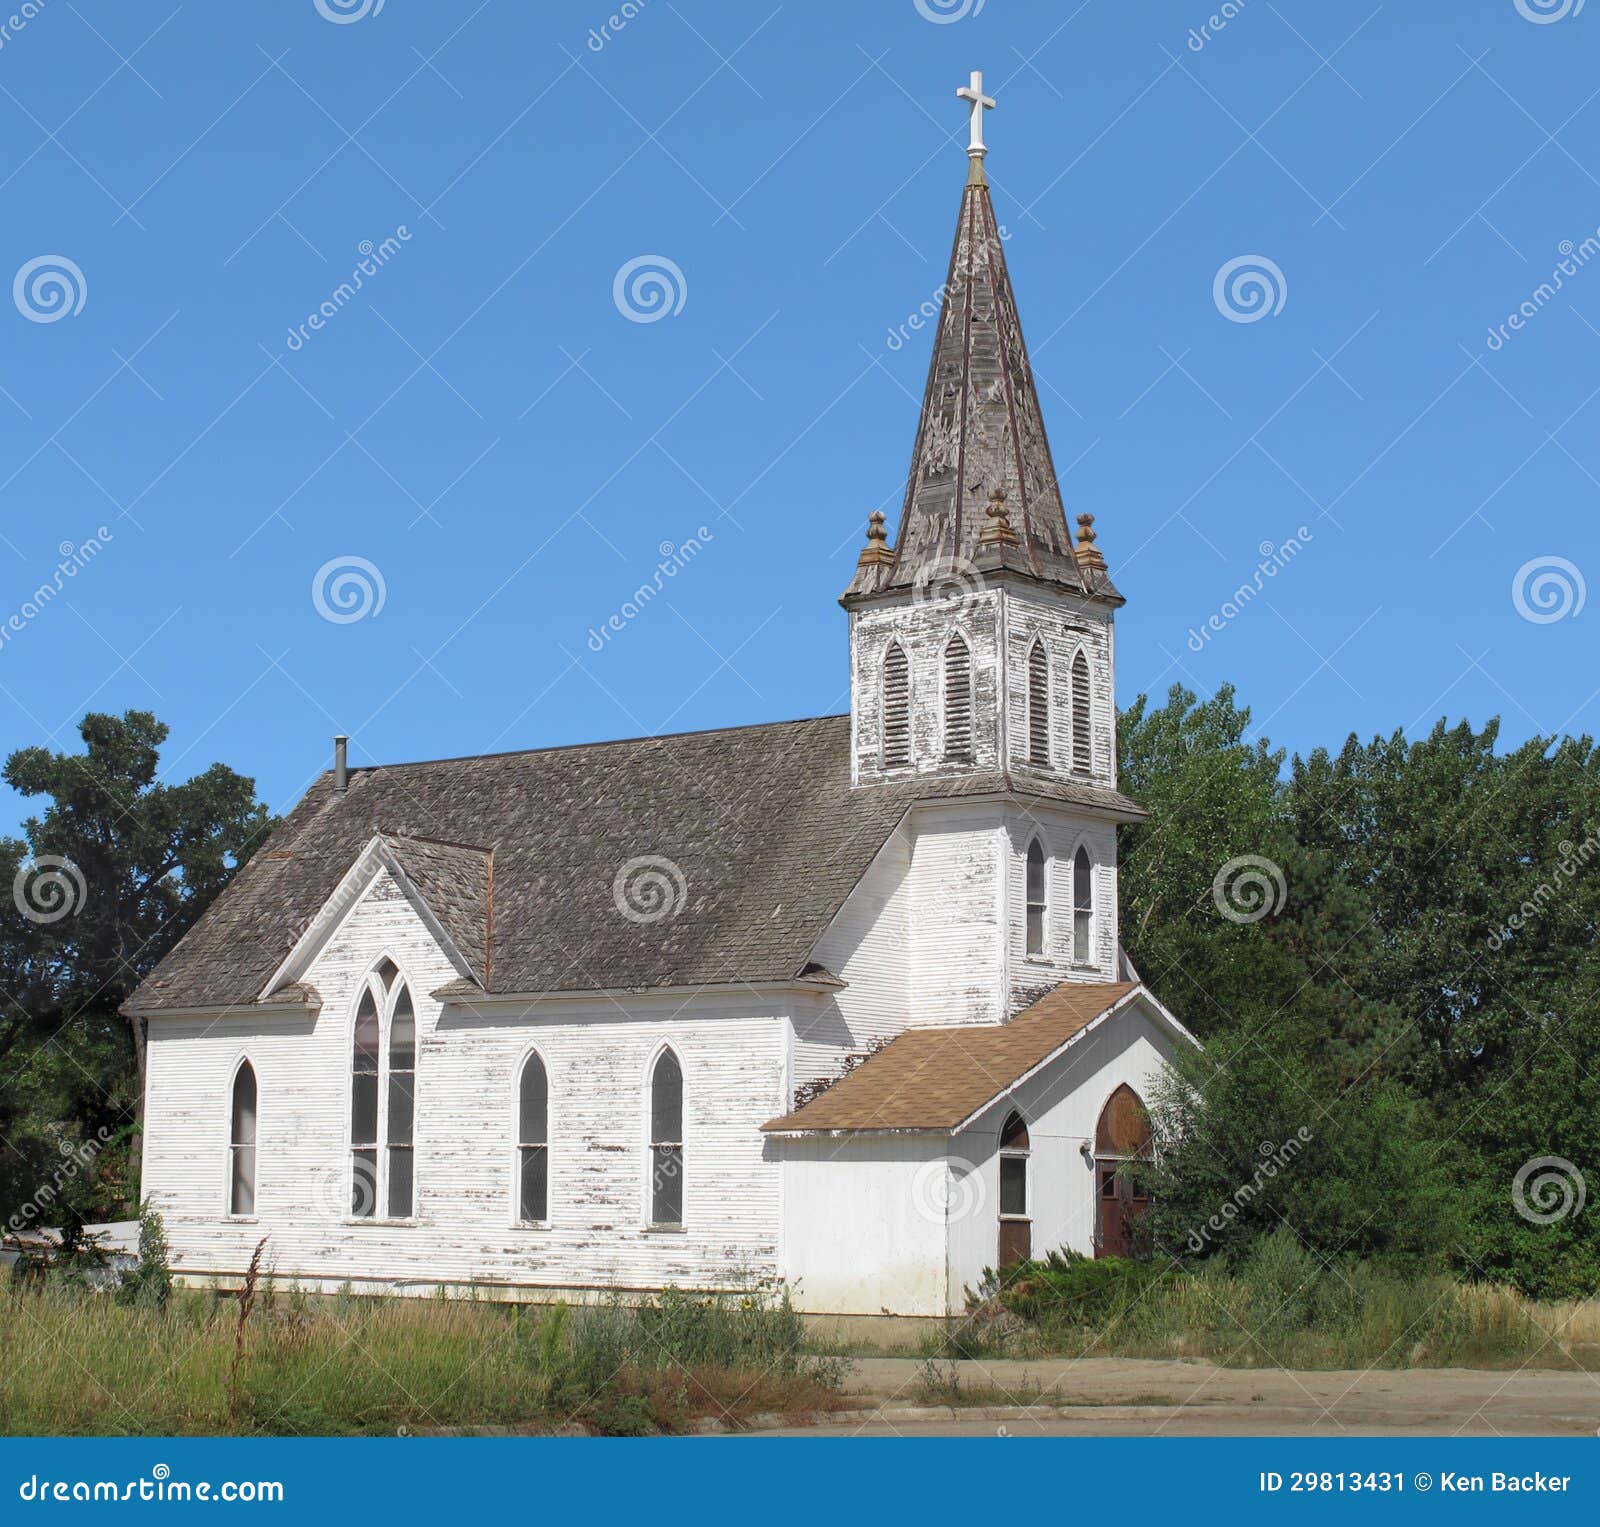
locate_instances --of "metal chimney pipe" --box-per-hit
[333,734,348,795]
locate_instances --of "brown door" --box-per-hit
[1094,1085,1153,1260]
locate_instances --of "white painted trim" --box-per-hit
[642,1041,687,1230]
[224,1053,258,1220]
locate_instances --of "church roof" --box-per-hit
[843,158,1120,606]
[125,715,1146,1016]
[762,981,1142,1134]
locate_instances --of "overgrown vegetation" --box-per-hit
[932,1242,1600,1372]
[0,1265,847,1437]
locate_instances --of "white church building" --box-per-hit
[127,76,1196,1325]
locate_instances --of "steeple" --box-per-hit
[844,73,1119,607]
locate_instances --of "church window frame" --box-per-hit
[1072,845,1095,966]
[514,1047,550,1226]
[646,1045,686,1229]
[880,640,912,769]
[942,630,974,762]
[347,955,419,1223]
[1070,647,1092,775]
[1026,639,1050,767]
[1024,837,1049,958]
[226,1057,258,1219]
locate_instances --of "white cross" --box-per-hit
[955,69,995,157]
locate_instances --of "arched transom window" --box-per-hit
[649,1048,684,1226]
[229,1060,257,1217]
[350,959,416,1220]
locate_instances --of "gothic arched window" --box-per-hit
[650,1048,684,1226]
[1027,641,1049,766]
[881,643,910,768]
[1071,650,1091,774]
[943,633,972,761]
[350,959,417,1220]
[518,1051,549,1223]
[1073,846,1094,964]
[1025,839,1047,957]
[229,1060,257,1217]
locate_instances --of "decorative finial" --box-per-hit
[956,70,995,165]
[1075,512,1108,581]
[978,486,1019,548]
[857,509,894,568]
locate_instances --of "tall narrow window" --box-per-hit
[1027,641,1049,765]
[997,1110,1031,1267]
[349,961,417,1220]
[649,1049,684,1226]
[1073,846,1093,964]
[943,633,972,760]
[882,643,910,768]
[1071,650,1091,774]
[518,1052,549,1223]
[387,985,415,1219]
[1025,839,1047,957]
[350,986,380,1217]
[229,1061,257,1217]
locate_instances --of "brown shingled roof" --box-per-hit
[762,981,1140,1134]
[127,715,1144,1016]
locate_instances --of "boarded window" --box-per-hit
[229,1061,257,1217]
[1025,840,1047,956]
[943,633,972,760]
[650,1049,684,1226]
[1073,847,1093,964]
[1027,641,1049,765]
[351,986,380,1218]
[518,1052,549,1223]
[387,985,415,1219]
[882,643,910,767]
[1071,650,1091,773]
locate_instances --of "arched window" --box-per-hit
[229,1061,257,1217]
[943,633,972,761]
[1071,650,1091,774]
[518,1052,549,1223]
[998,1110,1031,1266]
[1073,846,1093,964]
[881,642,910,768]
[1094,1085,1153,1260]
[649,1048,684,1226]
[349,960,417,1220]
[1025,839,1047,957]
[1027,640,1049,765]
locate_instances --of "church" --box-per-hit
[126,74,1197,1327]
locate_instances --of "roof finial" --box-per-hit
[1075,513,1108,583]
[956,70,995,184]
[856,509,894,568]
[978,486,1019,548]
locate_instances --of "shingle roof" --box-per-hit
[762,980,1140,1133]
[843,161,1120,606]
[126,716,1144,1016]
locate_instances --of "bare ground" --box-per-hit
[766,1356,1600,1437]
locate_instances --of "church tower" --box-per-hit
[843,73,1123,800]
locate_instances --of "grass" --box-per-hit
[927,1241,1600,1372]
[0,1276,851,1437]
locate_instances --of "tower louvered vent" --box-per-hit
[1027,642,1049,765]
[944,634,972,760]
[882,643,910,767]
[1071,650,1091,774]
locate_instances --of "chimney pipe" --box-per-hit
[333,735,348,796]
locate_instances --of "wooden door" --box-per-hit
[1096,1161,1150,1259]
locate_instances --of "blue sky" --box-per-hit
[0,0,1594,828]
